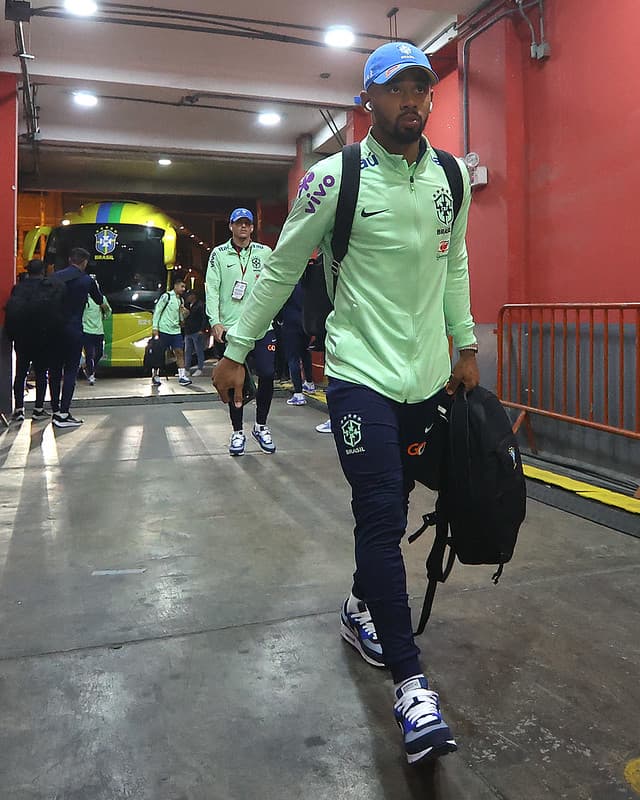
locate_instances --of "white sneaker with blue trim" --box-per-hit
[229,430,246,456]
[252,424,276,454]
[340,596,385,667]
[393,676,457,764]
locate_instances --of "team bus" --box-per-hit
[23,200,204,367]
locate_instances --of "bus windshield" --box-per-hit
[45,223,167,312]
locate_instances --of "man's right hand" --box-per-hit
[213,357,245,407]
[212,324,226,343]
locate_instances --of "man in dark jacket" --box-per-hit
[49,247,106,428]
[280,282,315,405]
[6,259,62,422]
[183,291,206,376]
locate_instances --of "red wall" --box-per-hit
[431,0,639,322]
[523,0,638,302]
[427,68,462,156]
[0,74,18,324]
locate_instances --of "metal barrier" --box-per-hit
[497,304,640,446]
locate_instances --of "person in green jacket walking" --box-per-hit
[151,277,191,386]
[214,42,480,764]
[206,208,275,456]
[82,290,112,384]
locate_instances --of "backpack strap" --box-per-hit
[330,142,361,296]
[156,291,171,326]
[432,148,464,224]
[411,498,456,636]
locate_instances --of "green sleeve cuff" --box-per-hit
[223,341,251,364]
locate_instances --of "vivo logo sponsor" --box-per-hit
[298,171,337,214]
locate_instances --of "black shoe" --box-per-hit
[11,408,25,423]
[32,408,51,420]
[53,412,84,428]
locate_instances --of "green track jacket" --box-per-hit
[205,239,273,329]
[152,291,183,335]
[82,296,111,335]
[225,132,477,403]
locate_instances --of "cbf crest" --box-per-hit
[95,226,118,256]
[251,256,261,270]
[340,413,365,454]
[433,188,454,226]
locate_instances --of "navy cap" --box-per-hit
[364,42,439,90]
[229,208,254,224]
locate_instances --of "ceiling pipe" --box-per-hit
[462,0,539,156]
[32,9,375,54]
[13,20,40,173]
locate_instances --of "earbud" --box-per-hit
[364,100,373,112]
[429,101,433,113]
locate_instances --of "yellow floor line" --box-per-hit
[295,388,639,516]
[625,758,640,795]
[524,465,640,515]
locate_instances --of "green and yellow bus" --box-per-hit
[24,200,203,367]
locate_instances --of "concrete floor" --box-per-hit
[0,392,639,800]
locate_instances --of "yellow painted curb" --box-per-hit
[524,465,640,515]
[624,758,640,795]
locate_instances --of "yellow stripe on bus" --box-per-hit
[524,465,640,515]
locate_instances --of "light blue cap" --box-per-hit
[229,208,254,223]
[364,42,439,90]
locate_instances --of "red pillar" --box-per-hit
[462,19,528,322]
[345,106,370,144]
[0,73,18,414]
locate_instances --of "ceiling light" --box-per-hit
[64,0,98,16]
[61,219,71,226]
[158,158,172,166]
[324,25,354,48]
[258,112,281,127]
[73,91,98,107]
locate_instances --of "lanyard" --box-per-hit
[234,244,252,278]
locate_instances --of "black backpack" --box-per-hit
[409,386,527,634]
[4,276,68,342]
[301,142,464,338]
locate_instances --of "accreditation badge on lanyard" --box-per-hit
[231,245,251,301]
[231,280,248,300]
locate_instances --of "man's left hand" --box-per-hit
[446,351,480,395]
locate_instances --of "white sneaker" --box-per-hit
[229,430,246,456]
[393,676,457,764]
[178,376,192,386]
[252,424,276,454]
[287,393,306,406]
[315,419,332,434]
[52,412,84,428]
[191,369,203,377]
[151,375,161,386]
[302,381,316,393]
[88,374,96,385]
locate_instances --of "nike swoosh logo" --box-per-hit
[360,208,388,218]
[424,423,434,434]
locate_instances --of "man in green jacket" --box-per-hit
[151,277,191,386]
[206,208,276,456]
[214,42,480,764]
[82,287,112,385]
